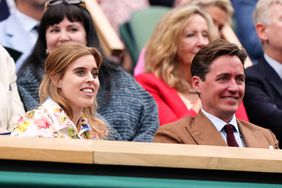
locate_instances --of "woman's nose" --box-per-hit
[86,72,95,82]
[197,35,208,47]
[58,31,70,42]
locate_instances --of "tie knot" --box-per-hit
[33,25,39,33]
[224,124,235,134]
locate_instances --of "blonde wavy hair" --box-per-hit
[39,42,108,139]
[144,5,215,92]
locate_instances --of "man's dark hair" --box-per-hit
[191,39,247,80]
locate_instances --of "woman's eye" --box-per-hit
[49,28,59,33]
[70,28,78,32]
[202,32,209,38]
[75,69,84,77]
[185,33,194,38]
[92,71,99,78]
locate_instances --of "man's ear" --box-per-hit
[192,76,201,94]
[256,23,268,42]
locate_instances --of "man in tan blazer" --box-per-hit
[0,45,25,132]
[154,39,279,149]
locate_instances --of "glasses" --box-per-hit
[44,0,85,11]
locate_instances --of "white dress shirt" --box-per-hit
[201,108,246,147]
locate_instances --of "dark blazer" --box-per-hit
[154,111,279,149]
[243,57,282,147]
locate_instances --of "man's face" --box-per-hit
[257,3,282,60]
[192,55,245,122]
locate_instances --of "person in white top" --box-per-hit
[0,45,25,132]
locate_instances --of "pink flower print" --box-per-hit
[34,118,50,129]
[18,116,24,124]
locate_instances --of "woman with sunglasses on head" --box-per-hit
[16,0,159,141]
[12,42,109,139]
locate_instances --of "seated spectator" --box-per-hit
[188,0,234,38]
[135,5,248,125]
[0,0,47,71]
[0,45,25,132]
[154,39,279,149]
[12,42,109,139]
[17,0,159,142]
[243,0,282,147]
[134,0,233,76]
[231,0,263,64]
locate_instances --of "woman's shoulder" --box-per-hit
[17,64,42,83]
[135,72,160,84]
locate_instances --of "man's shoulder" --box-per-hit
[161,116,194,131]
[238,119,271,134]
[245,63,262,75]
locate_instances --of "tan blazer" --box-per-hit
[0,46,25,131]
[154,111,279,149]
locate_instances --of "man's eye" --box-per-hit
[218,77,227,81]
[237,77,245,83]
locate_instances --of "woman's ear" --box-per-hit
[50,74,61,88]
[192,76,201,94]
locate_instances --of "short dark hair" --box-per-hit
[191,39,247,80]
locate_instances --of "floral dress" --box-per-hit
[11,98,98,139]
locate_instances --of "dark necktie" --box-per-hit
[33,25,39,33]
[224,124,239,147]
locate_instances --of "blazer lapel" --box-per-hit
[185,111,227,146]
[259,58,282,97]
[238,121,269,148]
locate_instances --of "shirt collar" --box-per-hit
[201,108,239,133]
[14,7,39,32]
[42,98,95,139]
[264,54,282,80]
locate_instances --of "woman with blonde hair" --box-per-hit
[12,42,108,139]
[136,5,248,125]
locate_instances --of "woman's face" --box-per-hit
[178,14,209,66]
[46,17,87,53]
[57,54,100,114]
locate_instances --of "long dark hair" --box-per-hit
[18,3,118,98]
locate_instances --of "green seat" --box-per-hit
[119,6,170,70]
[129,6,170,53]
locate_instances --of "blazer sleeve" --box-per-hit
[153,124,181,144]
[266,129,280,149]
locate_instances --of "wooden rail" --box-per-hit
[0,136,281,173]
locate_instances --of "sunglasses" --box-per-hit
[44,0,85,11]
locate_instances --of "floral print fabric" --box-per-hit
[11,98,97,139]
